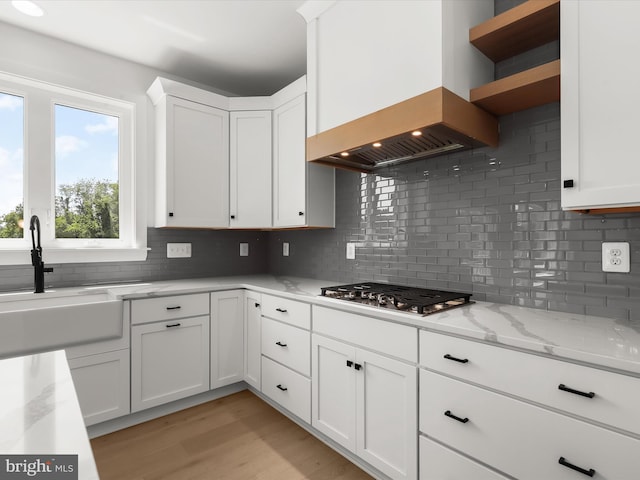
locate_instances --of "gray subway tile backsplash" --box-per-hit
[269,101,640,322]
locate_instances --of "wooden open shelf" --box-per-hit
[470,0,560,63]
[470,59,560,116]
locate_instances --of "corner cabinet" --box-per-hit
[152,94,230,228]
[229,111,272,228]
[273,93,335,228]
[561,1,640,212]
[210,290,245,389]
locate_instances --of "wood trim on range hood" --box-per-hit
[306,87,498,172]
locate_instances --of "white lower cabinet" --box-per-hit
[67,349,130,427]
[420,369,640,480]
[312,333,417,480]
[66,299,131,427]
[244,291,262,390]
[131,315,210,412]
[419,436,508,480]
[210,290,244,389]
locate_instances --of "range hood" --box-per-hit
[306,87,498,172]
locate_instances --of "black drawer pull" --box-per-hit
[166,323,181,328]
[444,410,469,424]
[346,360,353,368]
[254,302,260,308]
[275,341,288,347]
[166,305,182,311]
[276,384,288,392]
[444,354,469,364]
[558,384,595,399]
[354,363,362,371]
[559,457,595,477]
[275,308,288,313]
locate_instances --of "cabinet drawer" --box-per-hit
[262,356,311,423]
[131,293,209,324]
[420,369,640,480]
[313,306,417,363]
[420,330,640,435]
[262,317,310,376]
[261,294,310,329]
[419,436,509,480]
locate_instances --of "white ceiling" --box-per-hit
[0,0,308,96]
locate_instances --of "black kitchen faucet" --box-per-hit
[29,215,53,293]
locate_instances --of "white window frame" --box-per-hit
[0,71,146,265]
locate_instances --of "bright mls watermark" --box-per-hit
[0,455,77,479]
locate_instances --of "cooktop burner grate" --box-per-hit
[320,282,472,315]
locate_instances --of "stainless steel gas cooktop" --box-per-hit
[320,282,472,316]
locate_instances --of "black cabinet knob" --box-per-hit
[230,215,235,219]
[298,211,304,216]
[563,179,574,188]
[169,212,174,217]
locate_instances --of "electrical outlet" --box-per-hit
[346,243,356,260]
[283,242,289,256]
[167,243,191,258]
[602,242,630,272]
[240,243,249,257]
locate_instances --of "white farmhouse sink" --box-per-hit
[0,289,123,358]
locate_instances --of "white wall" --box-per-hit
[0,21,234,228]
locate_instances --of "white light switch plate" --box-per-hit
[167,243,191,258]
[602,242,630,272]
[240,243,249,257]
[346,243,356,260]
[283,242,289,256]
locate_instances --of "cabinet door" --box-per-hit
[244,291,262,390]
[311,334,357,452]
[356,348,417,480]
[131,315,210,412]
[211,290,244,389]
[273,94,307,227]
[229,111,272,228]
[68,349,130,426]
[561,1,640,209]
[160,95,229,227]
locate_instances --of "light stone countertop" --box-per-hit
[0,350,99,479]
[98,275,640,376]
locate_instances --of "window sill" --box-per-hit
[0,247,148,266]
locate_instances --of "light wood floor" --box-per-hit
[91,390,373,480]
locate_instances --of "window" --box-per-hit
[54,104,120,239]
[0,92,24,240]
[0,72,144,265]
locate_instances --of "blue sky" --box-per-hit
[0,93,118,216]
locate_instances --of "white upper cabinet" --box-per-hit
[272,82,335,228]
[150,90,230,228]
[148,76,335,229]
[298,0,494,136]
[561,1,640,211]
[229,110,272,228]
